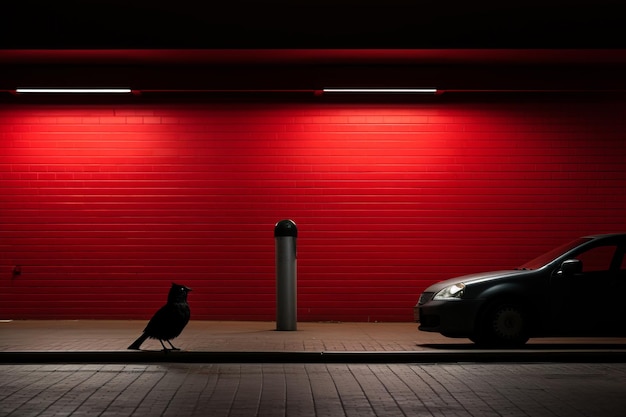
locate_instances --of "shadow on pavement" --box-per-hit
[419,343,626,350]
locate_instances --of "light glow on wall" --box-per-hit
[1,101,625,322]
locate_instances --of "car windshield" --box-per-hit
[518,237,590,270]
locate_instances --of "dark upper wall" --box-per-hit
[2,0,626,49]
[2,49,626,95]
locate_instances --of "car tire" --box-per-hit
[473,302,529,347]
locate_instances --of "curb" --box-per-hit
[2,350,626,364]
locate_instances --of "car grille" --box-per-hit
[418,292,434,305]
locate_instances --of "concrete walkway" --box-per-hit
[2,320,626,363]
[1,320,439,352]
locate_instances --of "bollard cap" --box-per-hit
[274,219,298,237]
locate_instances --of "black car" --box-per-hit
[415,233,626,347]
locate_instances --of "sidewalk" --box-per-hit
[2,320,626,363]
[3,321,626,417]
[0,320,442,352]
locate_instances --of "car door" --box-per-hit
[552,243,625,335]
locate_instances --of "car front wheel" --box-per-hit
[472,302,529,347]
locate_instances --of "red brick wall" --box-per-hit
[1,99,625,321]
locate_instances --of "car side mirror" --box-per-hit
[559,259,582,277]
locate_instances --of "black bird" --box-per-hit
[128,283,192,351]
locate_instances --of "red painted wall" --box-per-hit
[1,99,625,321]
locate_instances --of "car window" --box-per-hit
[575,245,617,272]
[519,238,590,270]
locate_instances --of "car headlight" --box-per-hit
[434,283,466,300]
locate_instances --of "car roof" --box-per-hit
[582,233,626,242]
[583,233,626,238]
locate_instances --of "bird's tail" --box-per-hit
[128,333,149,350]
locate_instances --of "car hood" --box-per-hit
[424,270,530,293]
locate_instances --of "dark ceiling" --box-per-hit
[2,1,626,95]
[2,0,626,49]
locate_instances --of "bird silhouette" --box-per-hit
[128,283,192,351]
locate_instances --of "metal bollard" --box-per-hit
[275,219,298,331]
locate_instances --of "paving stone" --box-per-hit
[1,363,626,417]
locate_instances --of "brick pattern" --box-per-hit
[1,363,626,416]
[1,100,625,321]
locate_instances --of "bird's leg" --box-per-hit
[159,339,170,352]
[166,340,180,351]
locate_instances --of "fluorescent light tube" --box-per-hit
[323,88,437,94]
[16,88,132,94]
